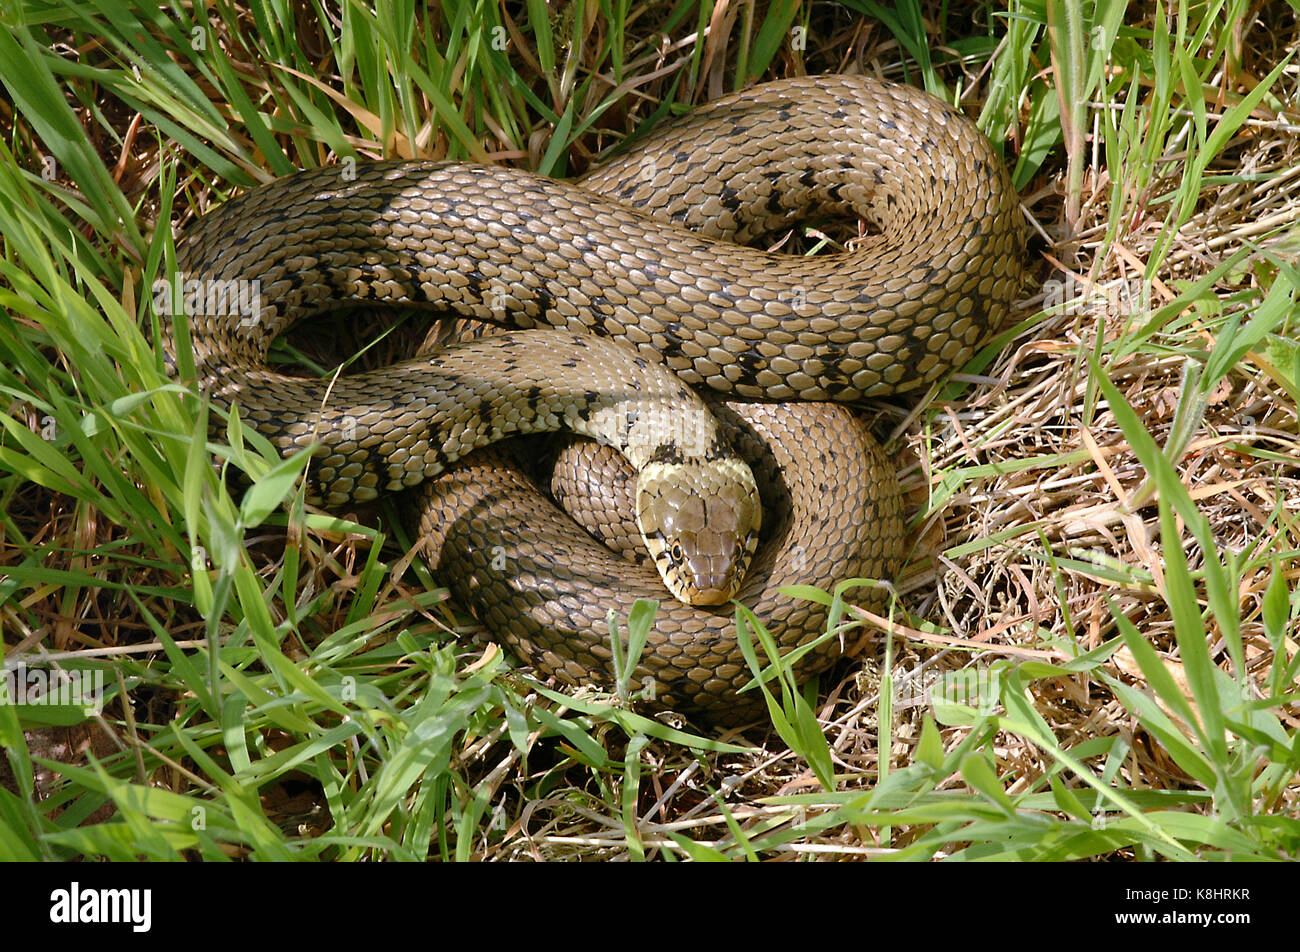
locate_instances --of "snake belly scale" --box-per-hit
[167,75,1024,723]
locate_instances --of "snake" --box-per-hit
[164,74,1024,724]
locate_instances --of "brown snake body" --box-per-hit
[167,75,1024,723]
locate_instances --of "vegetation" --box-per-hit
[0,0,1296,860]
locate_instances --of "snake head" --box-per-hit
[635,456,761,606]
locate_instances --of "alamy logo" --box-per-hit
[49,882,151,932]
[1,665,104,715]
[931,668,1000,715]
[152,272,262,324]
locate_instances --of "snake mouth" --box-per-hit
[672,541,753,606]
[643,534,751,606]
[687,585,732,607]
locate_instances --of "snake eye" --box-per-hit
[670,543,684,563]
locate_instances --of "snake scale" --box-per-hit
[166,75,1024,724]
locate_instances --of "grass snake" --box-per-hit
[165,75,1024,723]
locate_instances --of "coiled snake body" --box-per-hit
[168,75,1023,723]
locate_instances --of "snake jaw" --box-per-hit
[635,457,761,607]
